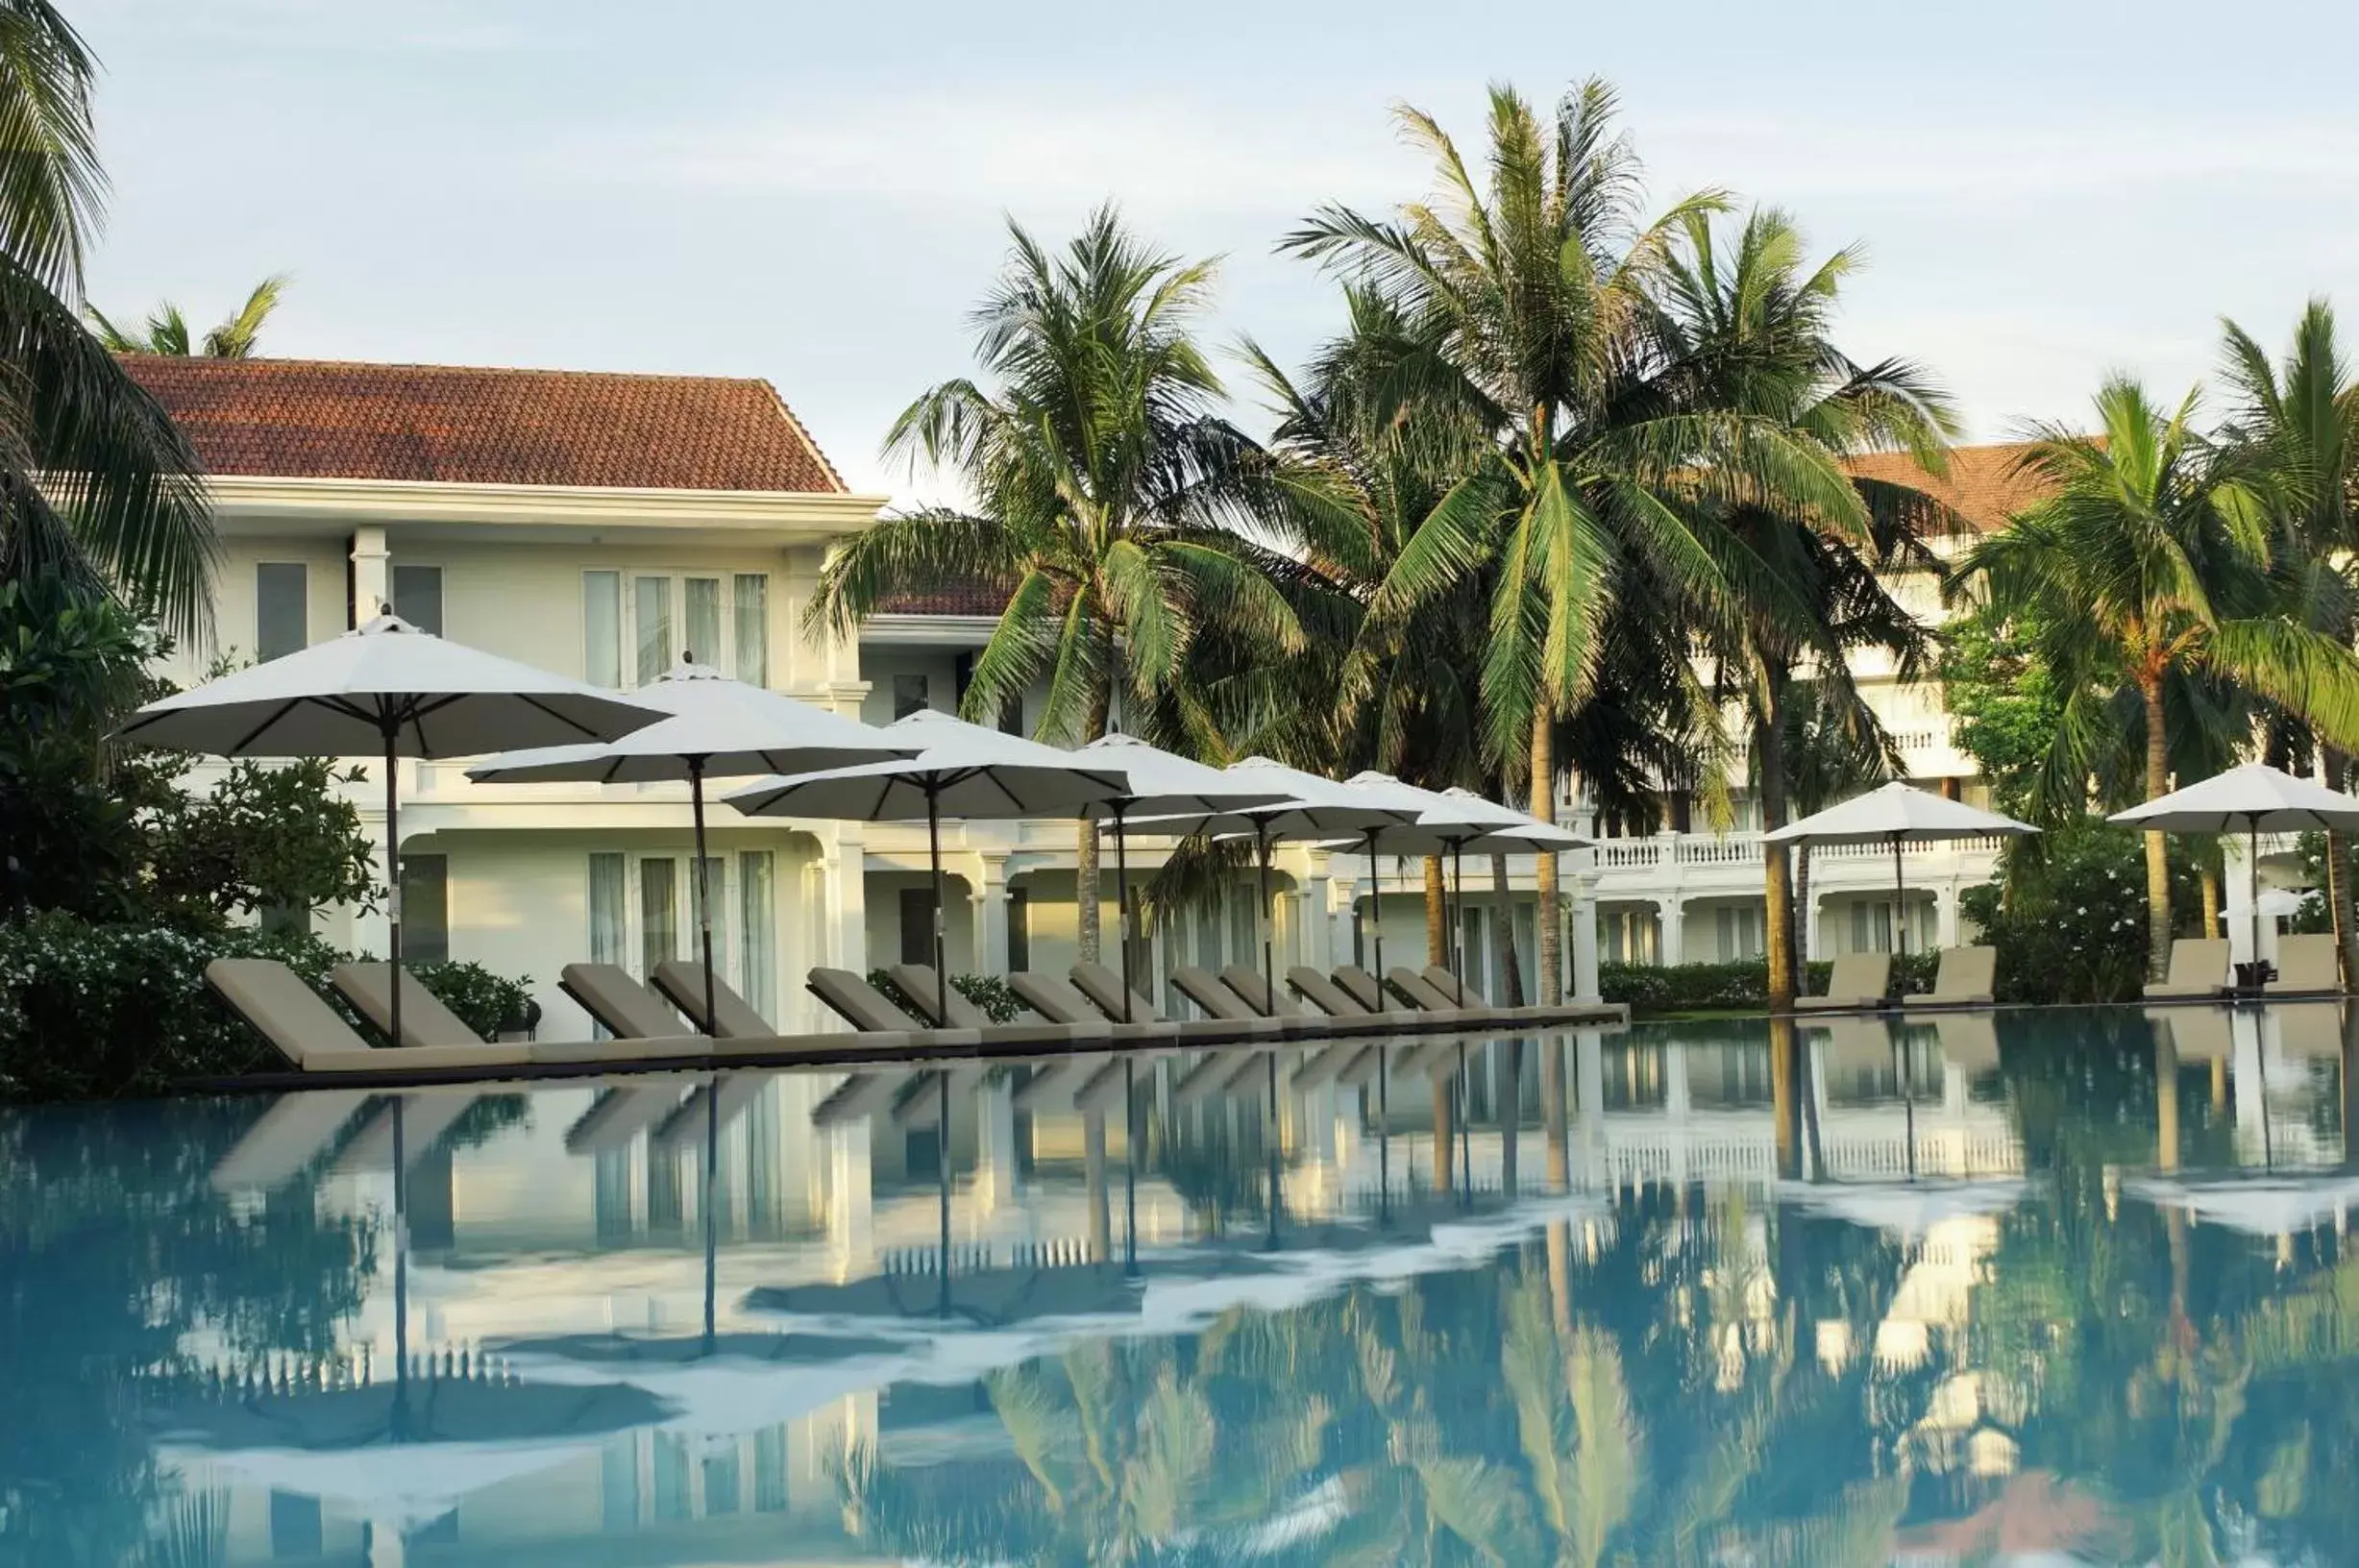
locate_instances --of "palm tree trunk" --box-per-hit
[1757,695,1797,1011]
[1075,686,1112,965]
[1491,850,1525,1006]
[2140,674,2173,979]
[1531,705,1563,1006]
[2199,860,2220,939]
[2328,748,2357,990]
[1423,857,1447,967]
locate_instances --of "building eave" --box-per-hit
[202,474,888,536]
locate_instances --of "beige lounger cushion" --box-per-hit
[307,1041,530,1072]
[2144,938,2229,999]
[527,1034,708,1065]
[886,963,974,1026]
[566,1084,693,1153]
[808,968,927,1033]
[1333,966,1386,1012]
[562,963,696,1039]
[331,962,485,1048]
[1422,966,1487,1007]
[1386,967,1462,1013]
[1797,952,1892,1011]
[1173,967,1261,1022]
[651,960,774,1038]
[1218,965,1303,1018]
[1904,946,1996,1007]
[1288,966,1369,1017]
[1010,971,1098,1024]
[1070,962,1161,1023]
[208,958,376,1066]
[2266,933,2341,993]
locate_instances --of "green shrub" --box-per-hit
[0,910,532,1101]
[1958,818,2196,1004]
[868,968,1024,1024]
[1598,953,1938,1016]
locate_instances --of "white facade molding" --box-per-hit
[206,474,889,538]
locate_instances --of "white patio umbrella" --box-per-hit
[1347,775,1588,986]
[2111,763,2359,982]
[466,662,920,1033]
[1075,734,1291,1021]
[119,613,664,1045]
[1765,781,2036,958]
[724,709,1132,1025]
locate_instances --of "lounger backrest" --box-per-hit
[1421,966,1492,1007]
[1333,966,1386,1012]
[808,968,927,1033]
[206,958,374,1065]
[562,964,694,1040]
[1821,952,1892,1001]
[2166,938,2230,990]
[887,964,989,1028]
[1386,967,1461,1012]
[1069,962,1163,1023]
[2272,933,2340,991]
[1171,966,1259,1021]
[1218,965,1300,1017]
[1929,945,1997,999]
[650,960,773,1039]
[1008,971,1100,1025]
[331,963,483,1048]
[1288,966,1372,1017]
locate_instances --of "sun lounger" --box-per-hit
[891,1066,982,1127]
[1173,1047,1263,1107]
[210,1090,372,1191]
[1333,966,1387,1012]
[1287,966,1425,1030]
[560,963,694,1040]
[1901,946,1997,1011]
[651,1074,768,1150]
[207,959,532,1073]
[1385,967,1508,1024]
[651,960,775,1039]
[1216,965,1337,1036]
[1173,967,1303,1037]
[1290,1041,1359,1090]
[2265,934,2342,997]
[887,964,1111,1046]
[1008,972,1178,1045]
[331,962,500,1049]
[808,968,981,1046]
[333,1090,479,1175]
[1415,964,1615,1026]
[2146,1003,2233,1062]
[1335,1043,1386,1087]
[814,1070,909,1127]
[1066,963,1265,1042]
[2144,938,2229,1002]
[1795,953,1893,1013]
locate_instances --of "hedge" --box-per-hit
[0,910,534,1101]
[870,968,1024,1024]
[1598,953,1940,1016]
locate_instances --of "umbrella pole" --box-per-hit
[1450,840,1465,998]
[1892,833,1906,963]
[2251,818,2264,988]
[689,756,719,1035]
[925,786,950,1027]
[1114,804,1135,1024]
[1365,829,1386,995]
[382,720,404,1048]
[702,1077,719,1355]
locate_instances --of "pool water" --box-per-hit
[2,1005,2354,1565]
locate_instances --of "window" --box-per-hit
[635,576,674,684]
[1008,887,1031,973]
[738,850,776,1022]
[899,887,937,966]
[392,564,443,635]
[640,857,678,974]
[402,853,450,965]
[893,673,929,720]
[255,562,307,661]
[733,575,769,687]
[684,576,722,667]
[1715,904,1762,962]
[584,573,623,687]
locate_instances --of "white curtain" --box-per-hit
[738,849,775,1020]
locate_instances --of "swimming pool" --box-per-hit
[1,1004,2351,1564]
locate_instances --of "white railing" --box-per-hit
[1588,831,2009,872]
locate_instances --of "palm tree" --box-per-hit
[2218,300,2359,980]
[87,274,288,358]
[805,208,1304,962]
[1955,377,2359,976]
[1761,677,1897,975]
[0,0,214,639]
[1282,81,1874,1003]
[1656,208,1956,1005]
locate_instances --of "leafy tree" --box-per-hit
[0,0,215,639]
[806,208,1304,964]
[1954,377,2359,976]
[1282,81,1875,1002]
[86,273,288,358]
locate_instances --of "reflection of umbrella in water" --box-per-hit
[1780,1178,2031,1240]
[2124,1172,2359,1236]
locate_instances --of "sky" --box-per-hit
[71,0,2359,502]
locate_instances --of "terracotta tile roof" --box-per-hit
[119,355,848,493]
[1843,440,2052,533]
[874,582,1015,616]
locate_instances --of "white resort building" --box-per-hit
[135,355,2027,1037]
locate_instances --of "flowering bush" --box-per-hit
[0,910,532,1101]
[1957,817,2200,1004]
[868,968,1025,1024]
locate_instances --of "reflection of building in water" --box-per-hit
[168,1008,2347,1563]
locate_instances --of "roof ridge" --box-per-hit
[113,353,789,387]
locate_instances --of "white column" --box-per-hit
[1304,856,1334,973]
[1571,870,1603,1004]
[822,829,867,1019]
[973,853,1009,975]
[1328,870,1361,968]
[1806,893,1825,962]
[355,813,393,959]
[1935,884,1961,948]
[349,526,388,625]
[1659,894,1685,967]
